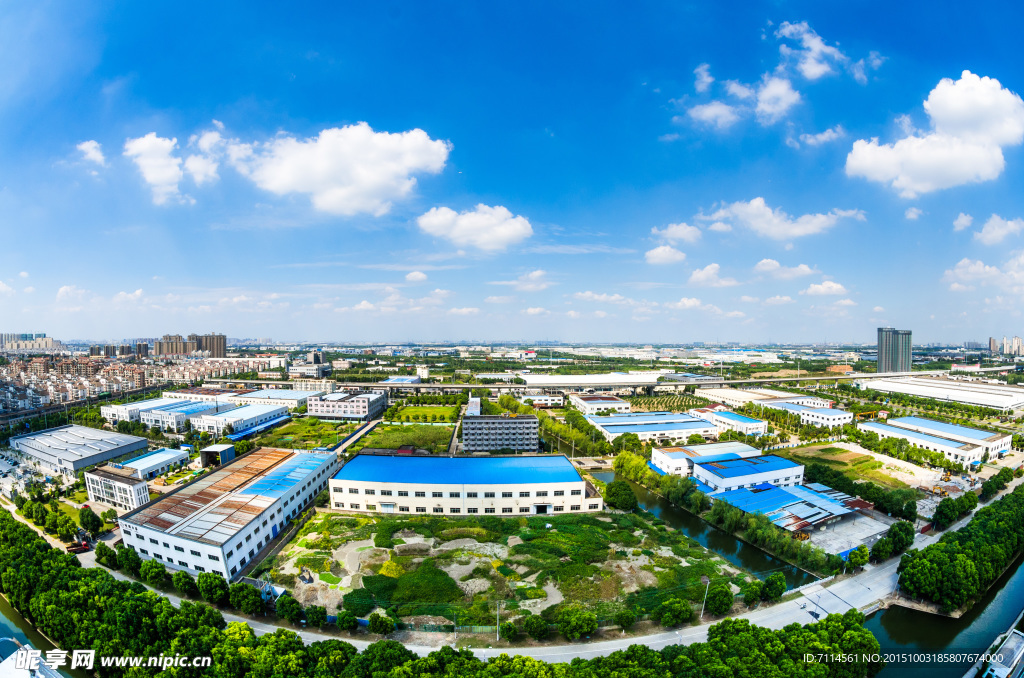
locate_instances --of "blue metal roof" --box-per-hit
[588,413,699,426]
[691,479,716,494]
[242,389,323,400]
[766,402,808,413]
[646,460,666,476]
[596,411,673,418]
[123,448,187,470]
[226,414,291,441]
[689,452,742,464]
[236,452,328,498]
[154,399,217,415]
[889,416,996,441]
[333,454,582,485]
[858,421,973,450]
[596,421,712,434]
[713,411,763,424]
[695,455,801,479]
[382,376,420,383]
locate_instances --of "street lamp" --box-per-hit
[699,575,711,620]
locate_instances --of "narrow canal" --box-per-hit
[0,593,87,678]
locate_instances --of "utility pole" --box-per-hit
[699,575,710,620]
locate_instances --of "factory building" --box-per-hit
[885,416,1011,458]
[585,411,718,444]
[687,407,768,436]
[163,387,254,404]
[329,453,602,515]
[762,401,853,429]
[462,397,539,453]
[692,455,804,493]
[693,387,834,409]
[857,416,1009,465]
[568,394,631,415]
[307,391,387,421]
[516,393,563,408]
[191,404,289,438]
[226,389,325,410]
[854,376,1024,412]
[9,425,148,477]
[650,441,761,476]
[119,448,340,580]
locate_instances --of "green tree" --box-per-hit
[686,434,706,445]
[887,521,915,553]
[198,572,230,605]
[933,497,959,530]
[870,537,892,562]
[657,598,695,626]
[140,559,167,587]
[306,605,327,629]
[604,480,639,511]
[557,605,598,640]
[79,506,103,535]
[276,595,304,625]
[705,585,733,616]
[762,572,786,601]
[615,609,637,630]
[230,582,264,615]
[368,612,395,636]
[499,620,519,641]
[336,610,358,632]
[116,545,142,575]
[95,541,117,568]
[743,580,763,607]
[848,545,869,570]
[523,614,549,640]
[173,570,199,597]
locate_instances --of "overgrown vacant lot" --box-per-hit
[387,405,461,423]
[774,445,910,489]
[258,510,754,626]
[346,424,453,454]
[254,417,359,449]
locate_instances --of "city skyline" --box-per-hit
[2,2,1024,343]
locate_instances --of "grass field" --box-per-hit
[388,405,460,423]
[254,418,359,449]
[347,424,454,454]
[774,445,910,489]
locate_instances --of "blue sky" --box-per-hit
[2,1,1022,344]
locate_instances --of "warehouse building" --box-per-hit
[163,387,254,403]
[568,393,631,414]
[708,482,863,536]
[585,411,717,444]
[762,401,853,429]
[307,391,387,421]
[694,387,833,409]
[102,397,185,425]
[10,425,148,477]
[517,392,563,408]
[226,389,325,410]
[119,448,340,580]
[858,420,992,465]
[854,376,1024,412]
[462,397,539,453]
[191,403,289,438]
[651,441,761,476]
[885,416,1011,458]
[329,453,602,515]
[687,407,768,436]
[693,455,804,493]
[140,400,236,432]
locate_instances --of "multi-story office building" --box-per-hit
[877,327,912,373]
[651,441,761,476]
[120,448,340,580]
[226,389,324,410]
[693,455,804,493]
[307,392,386,421]
[288,363,332,378]
[84,465,151,512]
[517,393,563,408]
[462,397,539,452]
[9,425,148,477]
[329,453,602,515]
[687,407,768,436]
[568,394,631,414]
[762,401,853,429]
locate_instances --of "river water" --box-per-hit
[0,594,86,678]
[596,471,1024,678]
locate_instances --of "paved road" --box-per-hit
[335,419,382,453]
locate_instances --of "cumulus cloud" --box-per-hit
[229,122,450,215]
[645,245,687,265]
[18,271,28,278]
[905,207,923,220]
[405,271,428,282]
[123,133,186,205]
[77,140,106,166]
[846,71,1024,197]
[753,258,817,279]
[651,222,701,244]
[705,197,864,239]
[765,295,794,305]
[418,204,532,251]
[523,307,549,315]
[484,295,515,303]
[694,63,714,92]
[664,297,705,310]
[490,270,551,292]
[448,307,479,315]
[740,295,760,303]
[756,76,801,124]
[776,21,848,81]
[573,291,633,304]
[687,101,741,129]
[0,281,13,296]
[688,263,739,287]
[725,80,755,100]
[834,298,857,306]
[798,125,845,147]
[873,306,885,312]
[801,280,848,295]
[22,286,34,294]
[954,212,974,231]
[664,296,743,317]
[974,214,1024,245]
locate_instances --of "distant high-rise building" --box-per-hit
[103,345,118,358]
[135,342,149,358]
[990,337,999,353]
[1014,336,1023,357]
[1003,336,1011,355]
[188,333,227,358]
[308,350,324,364]
[877,327,912,373]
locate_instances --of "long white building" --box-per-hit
[858,416,1010,465]
[855,376,1024,412]
[762,401,853,429]
[585,412,717,444]
[651,441,761,476]
[568,394,631,414]
[10,425,148,477]
[307,391,387,421]
[687,407,768,436]
[226,389,325,410]
[694,387,833,409]
[329,453,602,516]
[693,455,804,493]
[120,448,340,580]
[191,403,288,437]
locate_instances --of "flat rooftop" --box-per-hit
[888,416,1005,441]
[595,421,711,434]
[710,411,764,424]
[319,392,381,402]
[123,448,187,470]
[658,441,760,460]
[334,454,582,485]
[382,376,420,383]
[587,413,702,426]
[574,395,627,403]
[176,387,255,396]
[122,448,331,545]
[89,464,143,483]
[11,425,146,463]
[205,403,285,420]
[116,397,182,411]
[151,399,222,415]
[236,389,322,400]
[696,455,801,479]
[858,421,976,450]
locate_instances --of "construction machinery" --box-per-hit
[792,532,810,541]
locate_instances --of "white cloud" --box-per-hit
[801,280,848,295]
[707,221,732,232]
[566,310,582,319]
[799,125,845,146]
[573,291,632,304]
[905,207,923,220]
[707,197,864,239]
[448,307,479,315]
[0,281,13,296]
[764,295,794,305]
[484,295,515,303]
[651,222,701,244]
[834,298,857,306]
[725,80,754,100]
[349,300,375,311]
[645,245,686,265]
[664,296,743,317]
[523,307,549,315]
[184,153,219,186]
[112,289,144,306]
[756,76,801,124]
[954,212,974,231]
[753,258,817,279]
[490,270,551,292]
[943,257,1005,287]
[22,286,34,294]
[688,263,738,287]
[974,214,1024,245]
[123,133,185,205]
[18,271,28,278]
[846,71,1024,197]
[775,21,848,81]
[56,285,87,302]
[694,63,714,93]
[231,122,450,216]
[740,295,760,303]
[949,282,972,292]
[76,140,106,166]
[687,101,741,130]
[405,271,428,282]
[417,204,532,251]
[873,306,885,312]
[664,297,704,310]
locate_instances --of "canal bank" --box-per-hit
[0,592,87,678]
